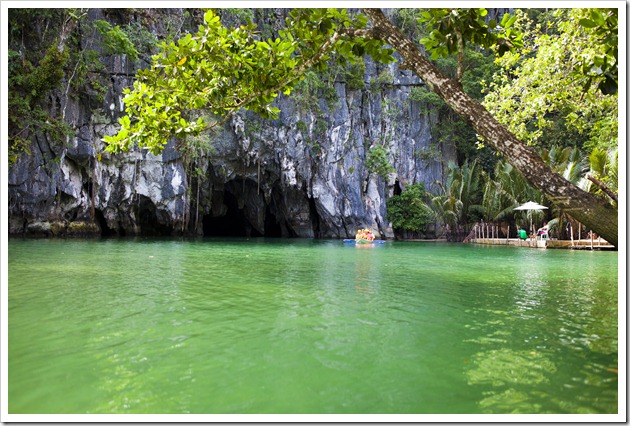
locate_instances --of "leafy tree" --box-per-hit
[386,183,434,235]
[482,9,618,154]
[540,145,590,238]
[362,8,617,246]
[540,145,589,185]
[481,159,545,231]
[586,148,618,204]
[93,20,139,60]
[482,162,519,224]
[102,7,619,247]
[575,9,618,95]
[418,8,522,81]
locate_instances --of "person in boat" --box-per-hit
[356,228,375,241]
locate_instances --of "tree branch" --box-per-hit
[587,175,618,202]
[206,27,374,131]
[455,29,464,82]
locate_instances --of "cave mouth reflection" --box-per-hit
[202,186,283,238]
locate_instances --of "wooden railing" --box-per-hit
[463,222,507,243]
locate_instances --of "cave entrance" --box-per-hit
[202,183,284,238]
[202,190,257,237]
[94,209,117,237]
[136,195,173,236]
[393,178,403,196]
[264,204,283,237]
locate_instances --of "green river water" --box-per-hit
[8,238,618,414]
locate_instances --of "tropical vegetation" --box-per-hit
[387,8,618,242]
[8,7,619,245]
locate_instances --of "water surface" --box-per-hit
[8,238,618,414]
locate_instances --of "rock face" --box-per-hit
[8,8,456,239]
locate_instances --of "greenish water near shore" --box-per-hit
[8,238,618,414]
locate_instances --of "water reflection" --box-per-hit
[462,249,617,414]
[464,348,557,413]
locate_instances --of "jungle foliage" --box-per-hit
[8,7,619,244]
[482,8,618,154]
[390,7,618,241]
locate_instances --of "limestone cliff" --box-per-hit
[8,8,456,238]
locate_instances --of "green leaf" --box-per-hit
[590,9,605,26]
[504,14,518,28]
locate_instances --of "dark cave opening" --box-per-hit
[263,204,283,238]
[393,179,402,196]
[202,188,284,238]
[136,195,173,236]
[94,209,116,237]
[203,190,258,237]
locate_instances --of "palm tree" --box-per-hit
[480,159,544,235]
[586,148,618,204]
[432,159,483,241]
[540,145,590,239]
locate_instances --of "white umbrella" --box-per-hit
[514,201,548,234]
[514,201,548,211]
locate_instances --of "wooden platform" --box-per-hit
[469,237,616,251]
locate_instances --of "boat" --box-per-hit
[343,239,386,245]
[343,238,385,245]
[344,228,385,245]
[355,238,373,244]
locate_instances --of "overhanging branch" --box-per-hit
[206,27,374,131]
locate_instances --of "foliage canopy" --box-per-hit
[103,9,394,154]
[482,9,618,154]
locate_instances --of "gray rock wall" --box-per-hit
[8,8,457,238]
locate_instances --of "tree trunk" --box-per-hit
[363,8,618,247]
